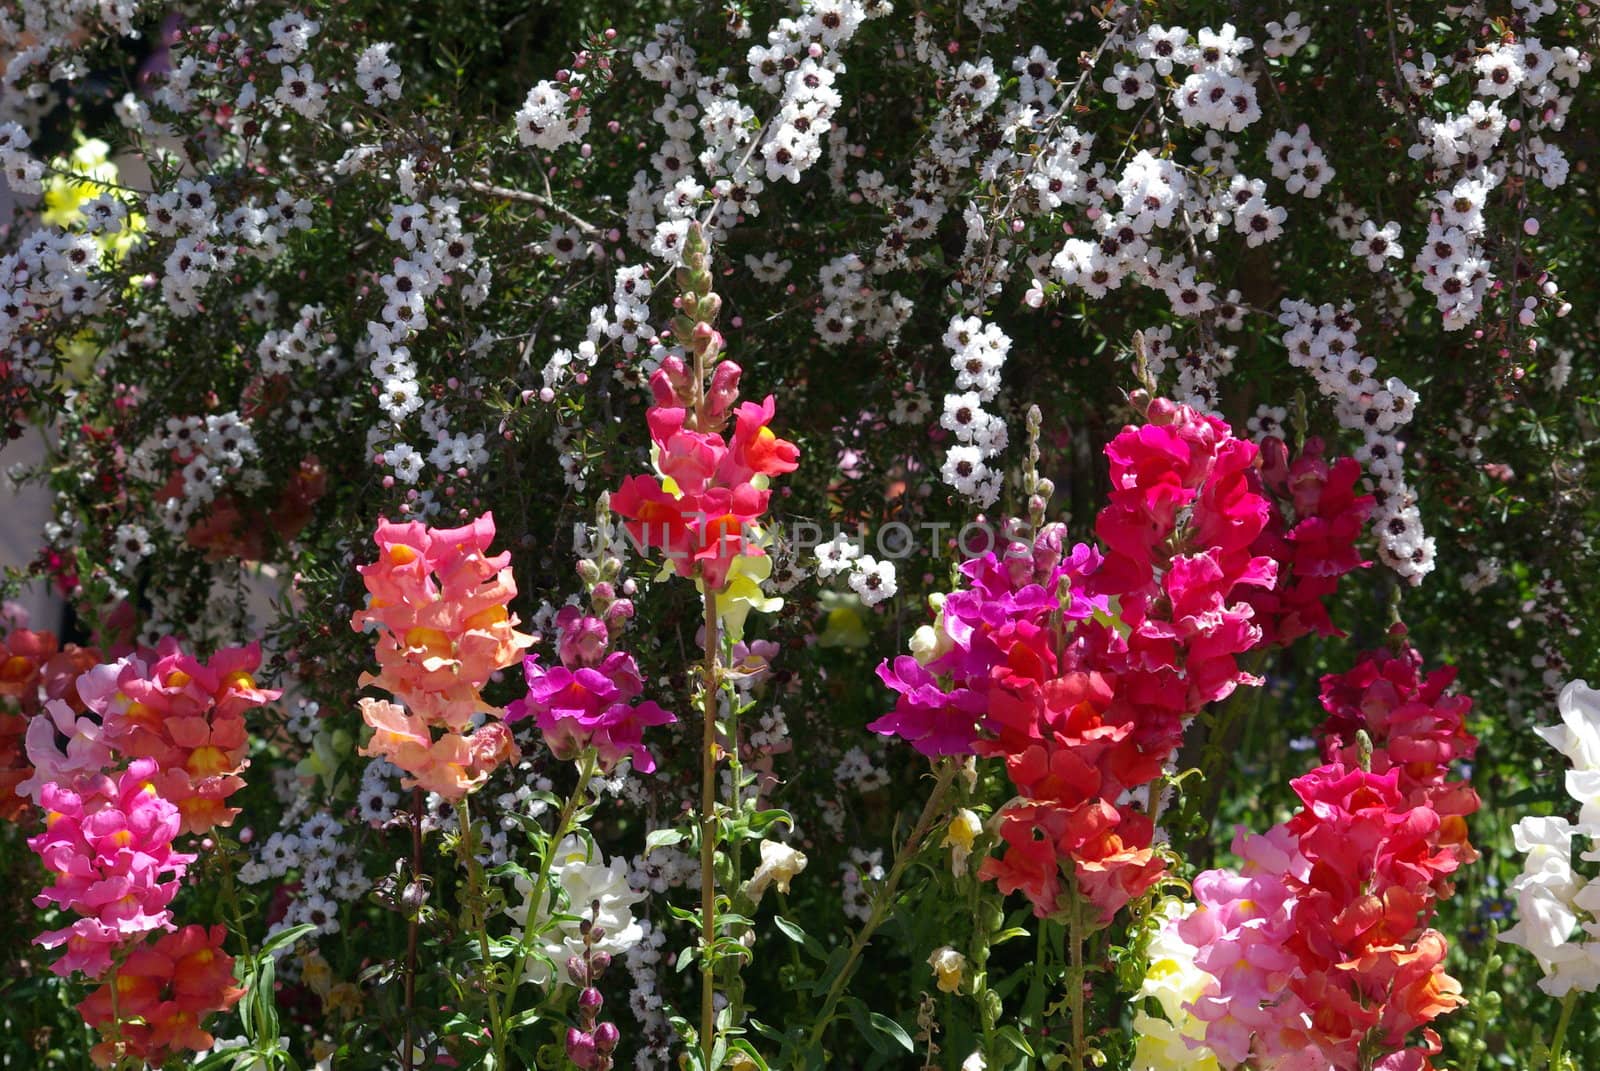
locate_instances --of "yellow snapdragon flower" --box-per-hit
[1130,901,1219,1071]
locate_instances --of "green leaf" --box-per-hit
[645,828,686,853]
[994,1025,1034,1058]
[843,998,888,1055]
[771,916,827,961]
[251,952,279,1043]
[725,1038,772,1070]
[258,923,319,958]
[868,1012,915,1053]
[744,809,794,835]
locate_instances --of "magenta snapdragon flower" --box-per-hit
[508,613,676,773]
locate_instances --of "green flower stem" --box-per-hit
[496,748,599,1068]
[403,788,423,1071]
[804,758,959,1055]
[1460,925,1498,1071]
[1065,880,1086,1071]
[1548,989,1579,1071]
[456,795,505,1062]
[700,582,721,1068]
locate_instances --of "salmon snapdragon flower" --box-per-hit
[1,622,102,822]
[352,512,534,797]
[85,640,280,835]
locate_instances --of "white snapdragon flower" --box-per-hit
[507,837,646,987]
[743,840,809,904]
[1537,681,1600,825]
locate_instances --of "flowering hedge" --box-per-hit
[1,1,1598,1069]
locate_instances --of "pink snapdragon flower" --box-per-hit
[88,642,279,834]
[30,758,195,977]
[18,697,117,805]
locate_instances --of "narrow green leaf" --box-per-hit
[869,1012,915,1053]
[258,923,319,958]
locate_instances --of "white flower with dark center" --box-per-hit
[275,64,328,119]
[1354,220,1403,272]
[1103,62,1156,110]
[356,43,403,105]
[1474,43,1527,98]
[848,555,898,606]
[815,534,861,578]
[113,523,152,568]
[379,441,422,480]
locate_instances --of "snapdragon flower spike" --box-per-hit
[29,758,196,978]
[1242,436,1376,647]
[506,608,676,773]
[610,231,800,593]
[876,399,1283,924]
[1316,644,1480,855]
[1138,646,1476,1070]
[611,392,799,591]
[77,923,244,1069]
[870,527,1105,757]
[352,512,534,798]
[1500,682,1600,996]
[352,512,535,730]
[1092,394,1277,710]
[89,640,279,835]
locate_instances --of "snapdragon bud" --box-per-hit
[400,880,428,913]
[694,292,722,323]
[566,1028,599,1070]
[579,986,604,1013]
[691,321,723,361]
[706,360,743,418]
[593,1022,620,1054]
[566,955,590,986]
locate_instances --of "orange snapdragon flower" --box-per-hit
[78,924,244,1069]
[358,698,520,798]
